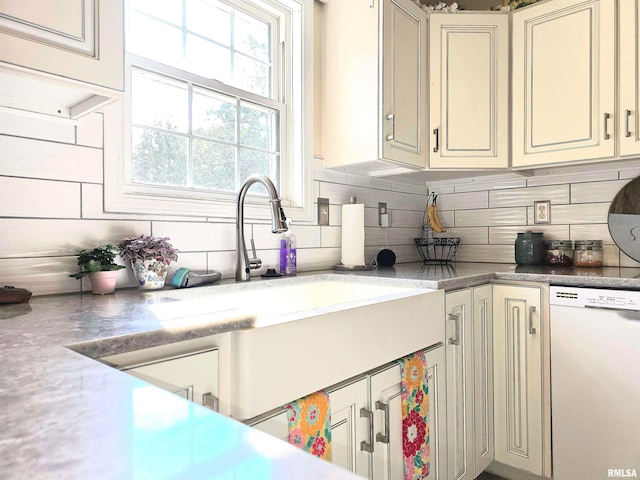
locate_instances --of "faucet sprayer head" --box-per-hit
[270,199,288,233]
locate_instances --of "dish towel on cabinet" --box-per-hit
[285,390,332,462]
[397,349,430,480]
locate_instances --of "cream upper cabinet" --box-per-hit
[511,0,615,168]
[321,0,427,175]
[445,285,493,480]
[0,0,123,121]
[619,1,640,157]
[493,283,551,478]
[428,12,509,170]
[0,0,123,90]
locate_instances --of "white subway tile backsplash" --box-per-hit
[489,225,570,244]
[570,224,613,243]
[76,112,104,148]
[409,194,430,212]
[620,251,640,267]
[0,177,80,218]
[489,184,569,208]
[526,170,618,187]
[437,191,488,211]
[455,244,515,263]
[391,210,424,228]
[0,112,75,143]
[207,250,236,279]
[527,203,610,225]
[0,218,150,257]
[392,182,428,195]
[373,189,414,211]
[456,207,527,227]
[321,226,341,248]
[0,257,85,295]
[619,169,640,180]
[434,227,489,245]
[153,221,235,252]
[570,179,630,204]
[319,182,372,207]
[348,175,393,191]
[298,247,341,270]
[365,227,418,247]
[0,135,103,183]
[454,178,527,193]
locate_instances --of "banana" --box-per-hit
[427,203,446,233]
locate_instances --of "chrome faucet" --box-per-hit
[236,174,288,281]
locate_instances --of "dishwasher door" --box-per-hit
[551,304,640,480]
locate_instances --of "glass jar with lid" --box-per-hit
[545,240,574,266]
[574,240,603,267]
[515,231,546,265]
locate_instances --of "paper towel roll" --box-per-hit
[341,203,365,266]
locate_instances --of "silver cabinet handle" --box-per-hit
[604,113,611,140]
[448,313,460,345]
[203,392,219,411]
[375,401,390,444]
[386,114,395,141]
[528,306,537,335]
[360,407,374,453]
[626,109,632,138]
[433,128,439,152]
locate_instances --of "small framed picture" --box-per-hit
[534,200,551,224]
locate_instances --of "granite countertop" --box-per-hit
[2,261,640,479]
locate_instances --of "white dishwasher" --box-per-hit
[550,286,640,480]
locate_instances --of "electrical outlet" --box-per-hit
[318,198,330,225]
[378,202,387,226]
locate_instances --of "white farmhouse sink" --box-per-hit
[148,275,445,419]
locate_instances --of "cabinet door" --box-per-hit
[381,0,427,169]
[328,378,371,479]
[370,364,403,480]
[472,285,493,477]
[511,0,615,167]
[124,349,220,411]
[493,285,542,475]
[445,289,474,480]
[429,13,509,169]
[0,0,123,91]
[619,1,640,156]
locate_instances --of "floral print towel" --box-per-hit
[285,390,332,462]
[397,350,430,479]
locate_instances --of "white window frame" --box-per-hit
[104,0,314,222]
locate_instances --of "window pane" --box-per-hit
[192,140,236,191]
[239,149,276,195]
[239,102,276,151]
[132,127,188,186]
[132,70,189,132]
[186,33,231,81]
[234,9,270,62]
[128,11,183,67]
[193,88,237,142]
[234,54,270,97]
[186,0,230,45]
[129,0,182,26]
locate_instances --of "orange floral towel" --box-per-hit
[285,390,332,462]
[397,349,430,479]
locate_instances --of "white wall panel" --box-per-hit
[456,207,527,227]
[437,191,489,211]
[434,226,489,245]
[153,221,235,252]
[489,184,569,208]
[489,225,570,244]
[526,170,618,187]
[570,179,630,204]
[526,203,610,225]
[0,112,75,143]
[0,135,102,183]
[76,112,104,148]
[0,176,80,218]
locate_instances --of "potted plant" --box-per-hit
[118,235,179,290]
[69,244,126,295]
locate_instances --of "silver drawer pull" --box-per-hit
[626,109,632,138]
[433,128,439,152]
[448,313,460,345]
[203,392,219,411]
[529,306,537,335]
[375,401,390,444]
[360,407,374,453]
[386,114,395,141]
[604,112,611,140]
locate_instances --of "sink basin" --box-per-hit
[147,274,445,419]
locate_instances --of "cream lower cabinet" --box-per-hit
[320,0,427,175]
[445,285,493,480]
[492,284,550,478]
[511,0,615,167]
[114,348,220,411]
[428,12,509,170]
[250,345,447,480]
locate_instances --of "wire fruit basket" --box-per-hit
[415,193,460,264]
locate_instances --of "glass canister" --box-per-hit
[545,240,574,266]
[515,231,546,265]
[574,240,603,267]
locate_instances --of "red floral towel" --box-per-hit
[398,349,430,479]
[285,390,332,462]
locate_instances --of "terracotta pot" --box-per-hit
[131,259,169,290]
[89,271,119,295]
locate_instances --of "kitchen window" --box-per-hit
[104,0,313,219]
